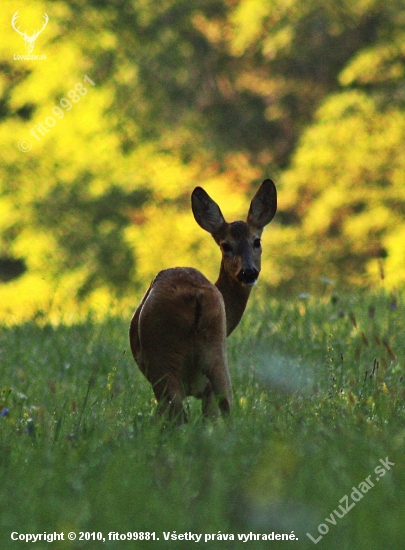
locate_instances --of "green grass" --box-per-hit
[1,290,404,549]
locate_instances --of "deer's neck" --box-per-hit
[215,263,252,337]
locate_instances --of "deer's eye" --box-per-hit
[253,238,261,248]
[221,242,233,254]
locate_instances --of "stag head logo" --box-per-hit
[11,11,49,54]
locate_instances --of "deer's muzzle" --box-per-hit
[237,267,259,286]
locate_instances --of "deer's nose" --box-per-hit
[237,267,259,286]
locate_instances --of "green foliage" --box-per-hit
[1,292,404,549]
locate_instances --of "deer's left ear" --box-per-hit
[247,179,277,230]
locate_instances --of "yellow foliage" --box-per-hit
[339,37,405,85]
[278,88,405,290]
[230,0,272,55]
[0,2,261,323]
[0,1,133,322]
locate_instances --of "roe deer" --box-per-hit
[129,179,277,422]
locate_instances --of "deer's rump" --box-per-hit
[133,267,228,397]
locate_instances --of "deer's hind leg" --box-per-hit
[196,292,232,418]
[150,374,188,424]
[203,353,232,417]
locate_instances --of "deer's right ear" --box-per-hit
[191,187,227,235]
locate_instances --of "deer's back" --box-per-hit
[130,267,227,394]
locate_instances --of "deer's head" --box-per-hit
[192,179,277,287]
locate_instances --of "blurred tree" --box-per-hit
[273,0,405,291]
[67,0,387,167]
[1,0,405,321]
[272,91,405,292]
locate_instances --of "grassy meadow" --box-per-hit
[0,288,404,549]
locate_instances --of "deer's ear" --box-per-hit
[247,179,277,230]
[191,187,227,235]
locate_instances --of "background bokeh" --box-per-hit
[1,0,405,322]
